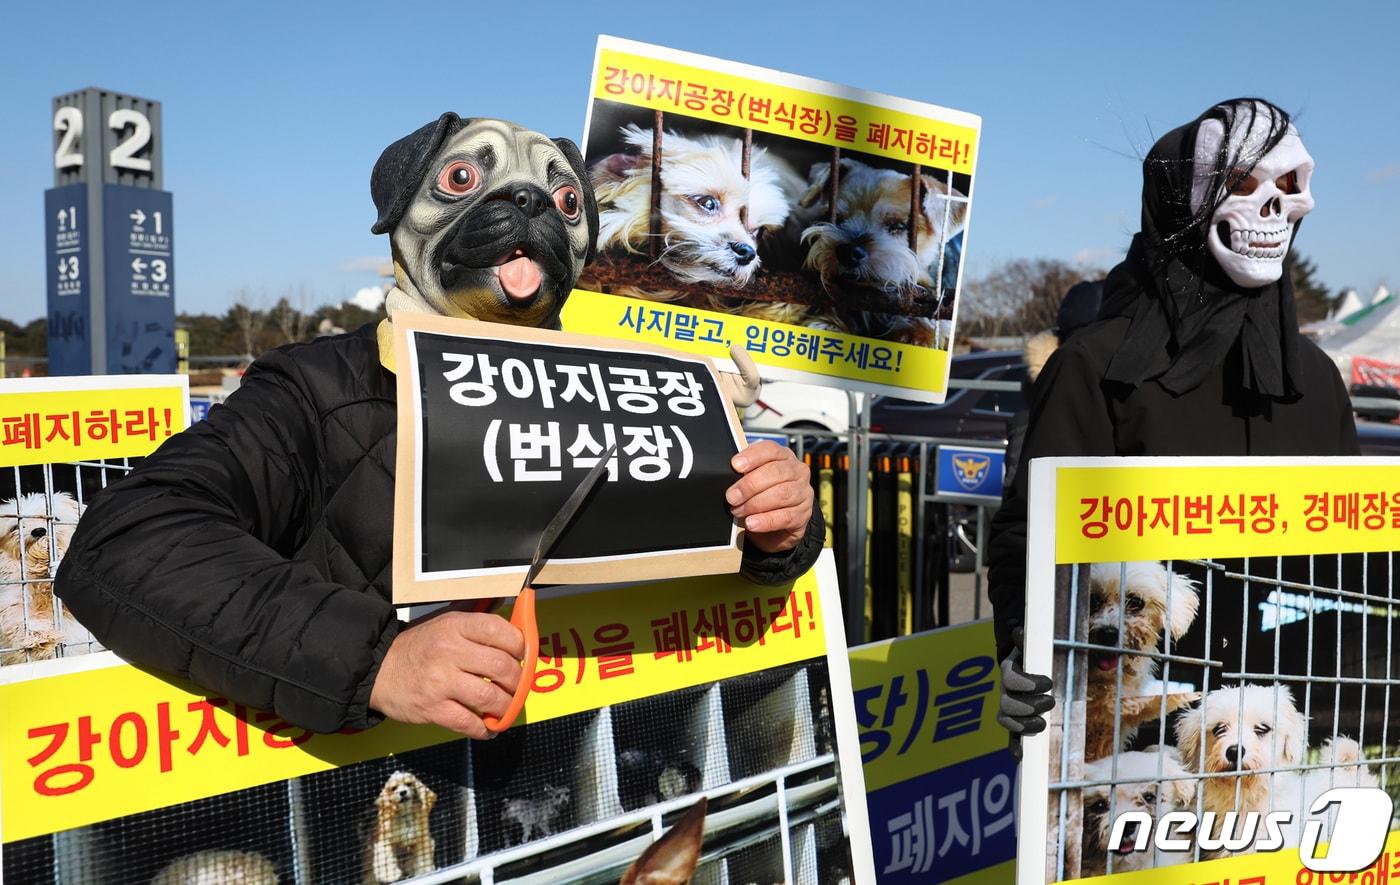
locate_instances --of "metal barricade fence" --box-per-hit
[746,405,1007,643]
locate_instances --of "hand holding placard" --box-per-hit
[728,440,815,554]
[368,606,525,739]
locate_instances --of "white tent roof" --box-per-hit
[1334,288,1366,322]
[1320,290,1400,380]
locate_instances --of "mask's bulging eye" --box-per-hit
[1275,170,1300,194]
[553,185,581,221]
[437,161,480,196]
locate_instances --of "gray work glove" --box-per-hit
[997,625,1054,762]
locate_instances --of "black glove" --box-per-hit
[997,625,1054,762]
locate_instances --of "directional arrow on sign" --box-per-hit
[56,208,68,228]
[129,209,146,227]
[131,257,148,275]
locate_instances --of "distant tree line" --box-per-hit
[0,253,1349,360]
[1,287,385,362]
[959,253,1338,339]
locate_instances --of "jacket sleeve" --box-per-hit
[987,346,1115,662]
[739,506,826,585]
[54,350,401,733]
[1333,366,1362,456]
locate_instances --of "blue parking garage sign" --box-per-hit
[934,445,1004,503]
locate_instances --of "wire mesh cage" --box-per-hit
[1,459,135,666]
[1044,554,1400,881]
[4,657,850,884]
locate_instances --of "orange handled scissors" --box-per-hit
[483,443,617,733]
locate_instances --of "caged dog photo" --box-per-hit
[1046,556,1400,881]
[0,490,97,665]
[579,103,972,349]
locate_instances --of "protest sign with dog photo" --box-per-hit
[1,551,877,885]
[392,312,751,602]
[1017,457,1400,885]
[0,375,189,668]
[562,36,980,403]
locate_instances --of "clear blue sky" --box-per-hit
[2,0,1397,324]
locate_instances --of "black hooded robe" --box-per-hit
[986,321,1358,659]
[986,101,1359,663]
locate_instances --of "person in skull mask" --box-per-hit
[988,98,1358,755]
[56,116,824,739]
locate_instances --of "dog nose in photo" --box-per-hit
[512,186,548,217]
[30,526,47,539]
[836,242,868,269]
[1088,626,1119,646]
[1225,744,1241,766]
[728,241,756,265]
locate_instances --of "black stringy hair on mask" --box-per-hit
[1098,98,1304,401]
[1155,97,1295,258]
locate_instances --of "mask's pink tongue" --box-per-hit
[498,256,542,301]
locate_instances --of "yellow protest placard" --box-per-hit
[1073,832,1400,884]
[849,621,1001,793]
[0,376,189,468]
[0,568,827,842]
[1054,463,1400,564]
[592,44,979,175]
[561,289,950,396]
[575,37,979,404]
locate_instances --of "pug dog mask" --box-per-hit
[371,114,599,329]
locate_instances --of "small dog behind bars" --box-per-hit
[502,783,572,845]
[0,491,93,665]
[590,124,804,288]
[1083,561,1200,761]
[796,157,967,345]
[1175,683,1380,856]
[363,770,437,883]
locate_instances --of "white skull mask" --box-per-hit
[1191,103,1314,288]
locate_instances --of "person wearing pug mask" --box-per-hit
[986,98,1359,758]
[57,115,825,739]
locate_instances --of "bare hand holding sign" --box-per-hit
[368,605,525,740]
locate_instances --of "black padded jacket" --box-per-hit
[55,324,825,733]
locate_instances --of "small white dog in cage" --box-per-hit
[0,491,93,665]
[363,770,437,883]
[1175,683,1379,856]
[1084,561,1200,761]
[149,849,279,884]
[591,124,804,288]
[1079,749,1197,876]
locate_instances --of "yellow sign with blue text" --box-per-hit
[851,621,1019,884]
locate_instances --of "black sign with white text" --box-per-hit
[394,316,746,601]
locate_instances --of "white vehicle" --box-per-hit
[742,381,851,434]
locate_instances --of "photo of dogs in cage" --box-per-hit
[0,461,129,667]
[1039,556,1400,881]
[2,657,859,884]
[578,101,971,350]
